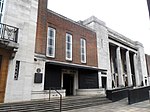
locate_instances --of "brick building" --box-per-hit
[32,0,103,99]
[0,0,149,103]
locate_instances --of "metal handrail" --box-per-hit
[49,87,62,112]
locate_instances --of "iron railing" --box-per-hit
[49,87,62,112]
[0,23,19,43]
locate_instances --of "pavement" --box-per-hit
[65,99,150,112]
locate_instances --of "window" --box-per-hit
[14,60,20,80]
[66,33,72,61]
[80,38,86,63]
[46,27,56,57]
[0,0,4,22]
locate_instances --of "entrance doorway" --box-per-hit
[63,74,74,96]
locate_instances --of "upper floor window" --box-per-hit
[46,27,56,58]
[0,0,4,22]
[66,33,72,61]
[81,38,86,63]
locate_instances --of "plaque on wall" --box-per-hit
[34,73,43,83]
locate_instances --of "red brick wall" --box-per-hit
[35,0,48,54]
[35,0,98,67]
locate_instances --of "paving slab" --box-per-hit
[64,99,150,112]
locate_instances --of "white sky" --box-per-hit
[48,0,150,54]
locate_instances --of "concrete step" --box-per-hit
[0,95,111,112]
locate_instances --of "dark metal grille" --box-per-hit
[0,23,19,43]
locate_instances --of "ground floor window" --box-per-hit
[44,64,61,90]
[79,69,98,89]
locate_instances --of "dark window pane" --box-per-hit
[82,48,84,53]
[67,43,70,50]
[48,38,53,45]
[48,47,53,56]
[67,51,70,58]
[49,30,54,37]
[82,55,84,61]
[67,36,71,42]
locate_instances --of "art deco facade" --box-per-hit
[0,0,149,103]
[82,17,148,89]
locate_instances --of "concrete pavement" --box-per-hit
[65,99,150,112]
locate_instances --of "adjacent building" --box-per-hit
[0,0,38,103]
[0,0,149,103]
[82,16,149,89]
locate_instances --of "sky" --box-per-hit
[48,0,150,54]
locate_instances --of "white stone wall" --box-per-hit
[83,16,112,89]
[83,16,148,89]
[32,59,45,92]
[135,42,149,86]
[4,0,38,102]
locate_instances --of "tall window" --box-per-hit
[66,33,72,61]
[46,27,56,58]
[81,38,86,63]
[0,0,4,22]
[14,60,20,80]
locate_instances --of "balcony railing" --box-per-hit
[0,23,18,43]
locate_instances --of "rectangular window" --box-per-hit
[14,60,20,80]
[80,38,86,63]
[66,33,72,61]
[46,27,56,58]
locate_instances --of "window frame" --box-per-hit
[66,33,72,61]
[14,60,20,80]
[46,27,56,58]
[80,38,86,63]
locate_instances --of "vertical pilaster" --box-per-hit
[133,54,140,86]
[74,71,78,95]
[116,47,125,87]
[126,50,133,87]
[98,72,102,88]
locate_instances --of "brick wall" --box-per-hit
[35,0,98,67]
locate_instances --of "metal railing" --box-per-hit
[49,87,62,112]
[0,23,19,43]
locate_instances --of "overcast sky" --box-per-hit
[48,0,150,54]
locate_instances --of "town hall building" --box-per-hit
[0,0,149,103]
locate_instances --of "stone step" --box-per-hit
[0,96,111,112]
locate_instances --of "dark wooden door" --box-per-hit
[63,74,74,96]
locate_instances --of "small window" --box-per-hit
[46,27,56,58]
[14,60,20,80]
[66,33,72,61]
[80,38,86,63]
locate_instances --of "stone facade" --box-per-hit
[3,0,39,102]
[0,0,149,103]
[82,16,149,89]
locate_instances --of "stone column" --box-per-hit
[116,47,125,87]
[126,50,133,87]
[98,72,102,88]
[133,54,140,86]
